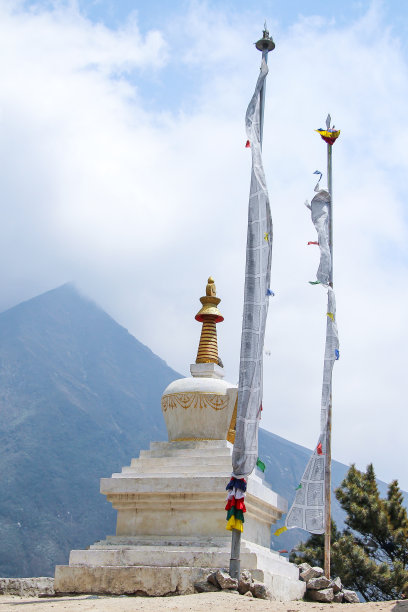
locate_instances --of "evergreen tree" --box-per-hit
[291,464,408,601]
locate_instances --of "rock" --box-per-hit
[238,569,252,595]
[308,588,334,602]
[225,589,240,595]
[251,581,272,600]
[215,570,238,590]
[244,590,254,597]
[194,580,220,593]
[307,576,331,590]
[343,589,360,603]
[299,562,312,573]
[333,591,344,603]
[207,572,220,587]
[0,578,54,597]
[330,576,342,594]
[300,566,324,582]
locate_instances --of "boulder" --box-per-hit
[307,576,331,590]
[207,572,220,587]
[238,570,252,595]
[215,570,238,590]
[333,591,344,603]
[300,566,324,582]
[251,581,272,600]
[343,589,360,603]
[330,576,342,594]
[299,562,312,574]
[194,581,220,593]
[308,587,334,603]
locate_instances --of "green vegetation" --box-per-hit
[291,464,408,601]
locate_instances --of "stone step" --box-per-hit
[140,447,232,459]
[131,455,232,468]
[96,535,231,548]
[68,544,299,582]
[149,441,230,451]
[69,548,254,569]
[112,470,231,479]
[123,461,231,475]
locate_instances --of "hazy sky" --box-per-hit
[1,0,407,490]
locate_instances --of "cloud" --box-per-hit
[0,1,407,489]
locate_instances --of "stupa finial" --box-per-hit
[195,277,224,364]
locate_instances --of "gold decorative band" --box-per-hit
[161,392,229,413]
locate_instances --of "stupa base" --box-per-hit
[54,536,305,600]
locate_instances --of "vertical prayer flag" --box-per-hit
[285,188,339,535]
[232,59,273,481]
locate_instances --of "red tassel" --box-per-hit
[245,140,250,148]
[307,241,319,245]
[317,442,323,455]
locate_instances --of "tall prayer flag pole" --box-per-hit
[320,114,337,579]
[283,119,340,578]
[228,25,275,580]
[316,114,340,578]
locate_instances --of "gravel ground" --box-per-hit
[0,593,406,612]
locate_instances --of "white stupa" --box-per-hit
[54,278,305,599]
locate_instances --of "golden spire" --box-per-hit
[195,277,224,364]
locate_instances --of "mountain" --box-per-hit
[0,284,177,577]
[0,284,405,576]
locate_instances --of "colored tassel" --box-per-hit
[226,516,244,532]
[315,129,341,146]
[226,477,247,492]
[225,477,247,532]
[309,280,321,285]
[274,526,287,536]
[307,241,319,245]
[245,140,250,148]
[317,442,323,455]
[335,349,340,360]
[256,458,266,473]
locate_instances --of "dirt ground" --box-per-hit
[0,593,406,612]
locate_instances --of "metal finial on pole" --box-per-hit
[255,25,275,148]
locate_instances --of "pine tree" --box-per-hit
[290,520,340,570]
[291,464,408,601]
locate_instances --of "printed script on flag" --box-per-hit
[285,189,339,534]
[232,60,273,479]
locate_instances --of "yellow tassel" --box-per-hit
[327,312,334,321]
[274,525,288,536]
[226,516,244,532]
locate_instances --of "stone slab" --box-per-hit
[54,565,305,601]
[55,565,209,596]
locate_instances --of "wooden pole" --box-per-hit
[324,117,334,580]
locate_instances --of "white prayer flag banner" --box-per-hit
[285,189,339,534]
[232,60,273,479]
